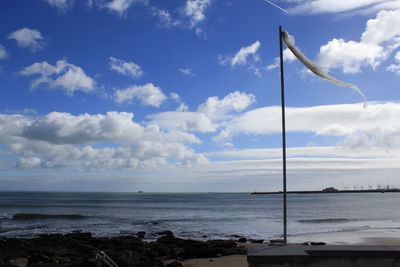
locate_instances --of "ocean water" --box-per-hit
[1,192,400,240]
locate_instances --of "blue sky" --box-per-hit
[1,0,400,192]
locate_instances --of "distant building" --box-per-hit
[322,187,338,193]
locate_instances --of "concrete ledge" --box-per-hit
[247,245,400,267]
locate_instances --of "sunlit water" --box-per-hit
[1,192,399,240]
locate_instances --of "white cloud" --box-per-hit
[109,57,143,78]
[318,39,386,73]
[7,28,45,52]
[316,9,400,74]
[286,0,399,14]
[41,0,72,11]
[151,8,181,28]
[170,92,189,111]
[150,1,211,38]
[114,83,167,107]
[20,59,96,96]
[179,68,195,76]
[184,0,211,28]
[148,91,256,132]
[103,0,147,16]
[219,41,262,76]
[387,51,400,74]
[147,112,217,132]
[220,41,261,67]
[0,44,8,60]
[214,103,400,150]
[197,91,256,120]
[361,9,400,44]
[0,111,205,170]
[266,48,296,71]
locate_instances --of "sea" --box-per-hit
[1,192,400,240]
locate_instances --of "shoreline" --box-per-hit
[0,231,248,267]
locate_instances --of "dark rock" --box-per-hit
[310,241,326,246]
[137,231,146,239]
[206,239,237,249]
[237,237,247,243]
[6,258,28,267]
[250,239,264,244]
[230,235,242,238]
[269,239,283,246]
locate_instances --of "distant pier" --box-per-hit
[251,187,400,195]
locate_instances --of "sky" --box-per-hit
[1,0,400,192]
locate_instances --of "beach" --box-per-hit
[183,228,400,267]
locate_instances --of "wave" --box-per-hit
[298,218,355,223]
[12,213,87,221]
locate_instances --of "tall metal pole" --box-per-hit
[278,25,288,245]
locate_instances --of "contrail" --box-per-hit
[263,0,289,13]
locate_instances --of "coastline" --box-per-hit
[2,228,400,267]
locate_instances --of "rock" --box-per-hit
[268,239,283,246]
[250,239,264,244]
[311,241,326,246]
[237,237,247,243]
[28,252,51,264]
[206,239,237,249]
[6,258,28,267]
[137,231,146,239]
[230,235,242,238]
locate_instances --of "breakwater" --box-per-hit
[251,189,400,194]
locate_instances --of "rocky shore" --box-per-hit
[0,231,247,267]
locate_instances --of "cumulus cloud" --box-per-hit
[7,28,45,52]
[109,57,143,78]
[184,0,211,28]
[316,9,400,74]
[0,111,205,170]
[361,9,400,44]
[197,91,256,120]
[0,44,8,60]
[41,0,72,11]
[387,51,400,74]
[114,83,167,107]
[148,91,255,132]
[318,39,386,73]
[103,0,148,16]
[219,41,262,76]
[148,112,217,132]
[20,59,96,95]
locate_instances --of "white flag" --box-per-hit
[282,31,368,108]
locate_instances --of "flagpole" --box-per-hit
[278,25,288,245]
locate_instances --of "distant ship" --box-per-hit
[138,190,144,193]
